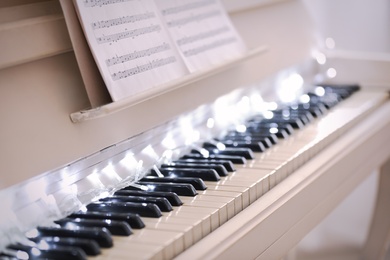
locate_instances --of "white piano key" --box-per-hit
[92,242,165,260]
[141,219,194,249]
[205,184,251,209]
[180,194,236,220]
[199,190,243,215]
[206,179,257,204]
[178,196,229,225]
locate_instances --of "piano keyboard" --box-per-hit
[3,85,388,260]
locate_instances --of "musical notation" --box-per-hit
[106,43,171,66]
[183,37,237,57]
[74,0,245,100]
[177,26,230,46]
[111,56,177,81]
[160,0,216,16]
[92,12,155,29]
[166,10,221,28]
[97,24,161,44]
[83,0,134,8]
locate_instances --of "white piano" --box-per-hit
[1,0,390,259]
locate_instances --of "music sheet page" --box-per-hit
[73,0,189,101]
[74,0,247,101]
[154,0,247,72]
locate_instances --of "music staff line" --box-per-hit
[92,12,156,29]
[183,37,237,57]
[84,0,134,8]
[96,24,161,44]
[106,43,171,67]
[111,56,177,81]
[166,10,221,28]
[161,0,217,16]
[177,26,230,46]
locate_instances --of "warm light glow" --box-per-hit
[299,94,310,103]
[326,68,337,78]
[315,86,325,96]
[270,127,278,134]
[206,118,215,128]
[235,124,247,133]
[31,248,41,256]
[25,229,39,239]
[263,111,274,119]
[267,102,278,110]
[278,73,304,103]
[16,251,29,260]
[315,52,327,65]
[37,240,49,250]
[161,134,177,150]
[325,37,336,49]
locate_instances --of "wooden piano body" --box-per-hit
[1,0,390,259]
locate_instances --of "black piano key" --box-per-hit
[8,243,87,260]
[225,136,273,149]
[130,182,198,196]
[37,226,113,248]
[174,158,236,172]
[114,190,183,206]
[224,132,279,144]
[293,104,325,117]
[69,211,145,229]
[183,153,247,164]
[86,201,162,218]
[204,140,266,152]
[100,195,173,212]
[202,147,255,159]
[159,162,229,176]
[140,176,207,190]
[33,237,101,256]
[260,118,304,129]
[153,167,221,181]
[252,122,295,135]
[55,218,132,236]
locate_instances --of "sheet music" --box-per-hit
[74,0,189,101]
[74,0,246,101]
[154,0,247,72]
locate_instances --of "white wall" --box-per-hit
[291,0,390,258]
[303,0,390,53]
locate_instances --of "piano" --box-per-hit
[1,0,390,259]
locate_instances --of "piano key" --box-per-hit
[205,140,266,152]
[8,243,87,260]
[34,236,101,256]
[162,206,220,235]
[95,229,183,260]
[55,217,132,236]
[178,196,230,225]
[141,219,195,249]
[159,162,229,177]
[143,213,204,243]
[100,195,173,212]
[131,182,198,196]
[220,135,274,148]
[198,189,244,215]
[202,147,255,159]
[69,211,145,229]
[182,153,247,164]
[174,158,236,172]
[151,167,221,181]
[93,242,164,260]
[86,201,162,218]
[36,226,113,248]
[140,176,207,190]
[179,194,236,220]
[114,190,183,206]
